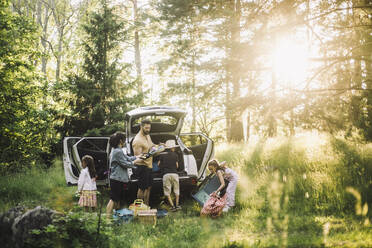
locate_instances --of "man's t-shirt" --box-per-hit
[158,151,178,175]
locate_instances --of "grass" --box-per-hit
[0,159,76,213]
[1,131,372,247]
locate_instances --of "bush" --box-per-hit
[26,211,111,248]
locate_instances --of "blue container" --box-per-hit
[157,209,168,218]
[113,208,134,224]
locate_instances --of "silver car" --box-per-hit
[63,106,214,195]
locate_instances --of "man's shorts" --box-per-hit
[110,179,126,202]
[162,173,179,196]
[137,165,153,190]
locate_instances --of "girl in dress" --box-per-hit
[78,155,97,211]
[207,159,239,212]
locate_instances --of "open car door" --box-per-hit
[63,137,81,185]
[63,137,110,185]
[179,132,214,180]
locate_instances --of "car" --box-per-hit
[63,106,214,199]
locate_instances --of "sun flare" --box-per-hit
[272,38,309,87]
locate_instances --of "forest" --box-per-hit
[0,0,371,247]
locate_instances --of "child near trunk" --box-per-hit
[158,140,181,211]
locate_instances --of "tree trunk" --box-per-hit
[133,0,143,97]
[246,111,250,142]
[56,29,63,82]
[229,0,244,141]
[268,70,277,137]
[39,2,50,76]
[225,72,231,141]
[289,110,295,136]
[268,30,278,137]
[191,51,196,132]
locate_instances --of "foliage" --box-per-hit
[58,0,141,137]
[5,0,372,144]
[155,0,213,133]
[0,0,55,174]
[26,210,111,248]
[293,1,372,141]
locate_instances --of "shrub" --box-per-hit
[26,211,111,248]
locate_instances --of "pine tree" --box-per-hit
[61,0,141,136]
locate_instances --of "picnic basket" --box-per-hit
[137,209,157,225]
[128,199,150,216]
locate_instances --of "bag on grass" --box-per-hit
[200,192,227,218]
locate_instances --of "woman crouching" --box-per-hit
[207,159,238,212]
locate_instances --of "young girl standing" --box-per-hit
[78,155,97,211]
[207,159,239,212]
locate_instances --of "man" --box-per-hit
[132,119,155,205]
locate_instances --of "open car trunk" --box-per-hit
[129,134,187,181]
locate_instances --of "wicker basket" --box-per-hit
[129,199,150,216]
[137,209,157,225]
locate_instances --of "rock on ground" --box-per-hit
[0,206,57,248]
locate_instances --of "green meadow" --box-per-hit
[1,132,371,247]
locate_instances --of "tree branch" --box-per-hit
[290,86,372,93]
[41,37,57,59]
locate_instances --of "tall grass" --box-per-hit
[211,132,372,247]
[1,132,371,247]
[215,132,372,216]
[0,160,75,212]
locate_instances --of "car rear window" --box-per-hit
[131,115,179,133]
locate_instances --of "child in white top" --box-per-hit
[78,155,97,211]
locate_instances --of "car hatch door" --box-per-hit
[63,137,81,185]
[72,137,110,185]
[179,132,214,180]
